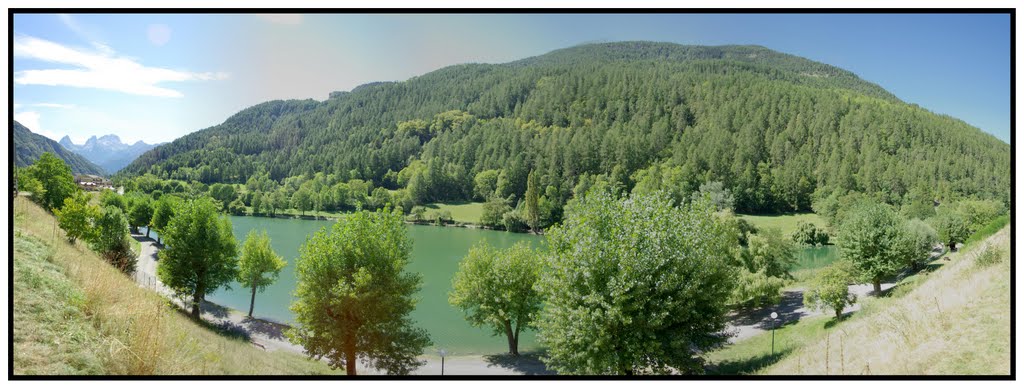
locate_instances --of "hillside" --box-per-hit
[764,225,1011,375]
[120,41,1010,214]
[706,223,1011,376]
[59,135,162,174]
[14,121,106,176]
[12,196,339,375]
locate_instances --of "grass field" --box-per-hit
[736,213,828,237]
[707,315,834,375]
[424,202,485,224]
[733,225,1011,375]
[13,196,340,375]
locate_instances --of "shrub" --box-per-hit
[93,206,136,274]
[228,198,247,216]
[974,246,1005,268]
[804,261,857,319]
[791,221,830,246]
[902,219,938,270]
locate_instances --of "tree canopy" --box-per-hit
[449,241,543,356]
[157,197,239,319]
[836,201,916,294]
[288,208,430,375]
[237,230,287,317]
[536,190,736,375]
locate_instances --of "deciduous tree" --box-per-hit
[536,190,736,375]
[449,241,542,356]
[288,208,430,375]
[158,198,239,320]
[237,230,287,317]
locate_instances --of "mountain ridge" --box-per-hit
[13,121,106,176]
[119,41,1010,213]
[58,133,162,174]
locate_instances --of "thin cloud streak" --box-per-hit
[13,35,228,98]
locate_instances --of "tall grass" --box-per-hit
[761,226,1010,375]
[13,197,338,375]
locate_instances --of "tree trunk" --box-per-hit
[191,291,202,320]
[345,340,357,376]
[949,240,957,252]
[157,236,161,245]
[503,320,519,356]
[248,284,257,317]
[146,227,151,238]
[872,278,882,295]
[835,308,843,319]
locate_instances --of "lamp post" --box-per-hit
[770,311,778,356]
[439,349,447,376]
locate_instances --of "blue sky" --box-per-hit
[13,13,1011,144]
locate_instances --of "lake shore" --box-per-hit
[129,232,550,375]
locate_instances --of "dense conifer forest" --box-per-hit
[118,42,1010,221]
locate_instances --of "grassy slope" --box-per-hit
[13,197,340,375]
[424,202,485,224]
[711,224,1010,375]
[737,213,827,237]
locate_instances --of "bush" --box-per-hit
[974,246,1005,268]
[502,209,529,233]
[930,207,970,252]
[93,206,136,274]
[902,219,938,270]
[730,269,786,308]
[803,261,857,319]
[956,200,1006,231]
[479,195,513,228]
[228,198,247,216]
[791,221,830,246]
[966,214,1010,244]
[407,205,427,222]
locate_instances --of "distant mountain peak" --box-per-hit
[58,135,74,148]
[54,132,160,174]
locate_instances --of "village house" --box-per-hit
[74,174,114,191]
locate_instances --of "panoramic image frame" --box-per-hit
[7,6,1016,381]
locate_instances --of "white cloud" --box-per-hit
[257,14,303,25]
[32,103,77,109]
[13,35,229,98]
[147,24,172,46]
[14,110,60,141]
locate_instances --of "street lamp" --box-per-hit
[770,312,778,356]
[439,349,448,376]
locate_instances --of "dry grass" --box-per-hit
[13,196,339,375]
[761,226,1011,375]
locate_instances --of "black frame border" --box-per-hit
[7,6,1016,381]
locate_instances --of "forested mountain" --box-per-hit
[58,134,162,174]
[14,121,106,176]
[120,42,1010,214]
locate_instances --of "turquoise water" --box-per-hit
[206,216,542,355]
[791,245,840,271]
[150,216,837,355]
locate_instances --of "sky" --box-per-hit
[12,13,1011,144]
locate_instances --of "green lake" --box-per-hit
[184,216,838,356]
[207,216,543,356]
